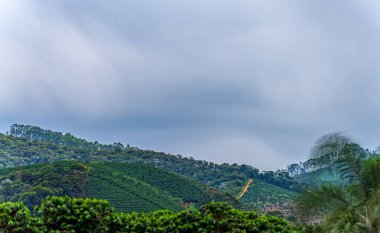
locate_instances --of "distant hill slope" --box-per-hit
[240,179,298,218]
[0,161,236,212]
[2,124,301,194]
[0,161,89,207]
[8,124,125,152]
[87,163,185,212]
[0,124,306,214]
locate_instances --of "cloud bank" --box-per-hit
[1,0,380,170]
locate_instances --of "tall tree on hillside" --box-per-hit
[310,133,353,160]
[299,143,380,232]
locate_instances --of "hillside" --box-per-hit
[240,179,298,220]
[0,161,89,207]
[87,163,184,212]
[0,161,236,212]
[0,124,304,214]
[3,124,301,193]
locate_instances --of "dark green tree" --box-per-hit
[0,202,42,233]
[36,196,116,233]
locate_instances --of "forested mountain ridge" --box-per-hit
[8,124,361,193]
[3,124,302,195]
[8,124,127,152]
[8,124,371,225]
[0,124,305,220]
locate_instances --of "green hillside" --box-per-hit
[87,164,184,212]
[240,179,298,218]
[88,162,237,206]
[1,124,301,194]
[0,161,236,212]
[0,124,305,214]
[0,161,90,208]
[87,162,238,211]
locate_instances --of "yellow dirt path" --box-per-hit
[239,178,253,199]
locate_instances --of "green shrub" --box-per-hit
[0,196,300,233]
[36,196,115,233]
[0,202,42,233]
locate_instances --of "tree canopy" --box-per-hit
[0,196,300,233]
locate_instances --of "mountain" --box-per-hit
[0,124,301,216]
[4,124,301,191]
[0,161,237,212]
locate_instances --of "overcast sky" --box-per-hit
[1,0,380,170]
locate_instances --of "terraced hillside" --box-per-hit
[87,162,238,211]
[240,179,298,219]
[0,161,236,212]
[87,164,184,212]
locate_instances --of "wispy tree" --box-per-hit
[299,143,380,232]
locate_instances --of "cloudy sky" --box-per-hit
[1,0,380,170]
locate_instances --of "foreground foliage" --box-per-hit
[299,143,380,232]
[0,196,300,233]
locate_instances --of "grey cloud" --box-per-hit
[1,0,380,170]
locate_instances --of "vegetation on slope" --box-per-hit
[240,179,298,221]
[87,164,184,212]
[0,124,306,215]
[0,161,236,212]
[0,161,89,208]
[8,124,126,152]
[88,162,238,208]
[1,124,302,195]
